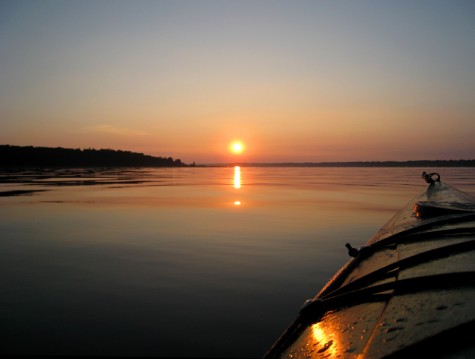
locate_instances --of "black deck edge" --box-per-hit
[382,319,475,359]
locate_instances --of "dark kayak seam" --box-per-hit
[318,220,475,299]
[300,271,475,323]
[318,216,475,297]
[369,214,475,251]
[325,239,475,299]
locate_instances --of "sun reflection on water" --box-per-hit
[233,166,242,206]
[234,166,241,189]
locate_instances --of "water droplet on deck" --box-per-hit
[385,326,403,333]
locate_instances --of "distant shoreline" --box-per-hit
[0,145,188,167]
[0,145,473,168]
[206,160,475,167]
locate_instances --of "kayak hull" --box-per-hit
[265,174,475,359]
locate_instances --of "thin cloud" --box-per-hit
[85,124,149,137]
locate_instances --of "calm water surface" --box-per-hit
[1,167,474,357]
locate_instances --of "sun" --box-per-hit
[230,141,245,155]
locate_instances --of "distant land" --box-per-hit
[0,145,188,167]
[0,145,473,168]
[226,160,475,167]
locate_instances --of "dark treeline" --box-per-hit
[0,145,188,167]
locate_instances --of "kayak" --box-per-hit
[265,172,475,359]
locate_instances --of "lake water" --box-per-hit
[1,166,474,357]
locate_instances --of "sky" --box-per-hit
[1,0,474,164]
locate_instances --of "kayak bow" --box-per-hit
[265,172,475,359]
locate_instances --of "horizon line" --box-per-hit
[199,159,475,167]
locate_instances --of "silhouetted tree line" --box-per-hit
[0,145,188,167]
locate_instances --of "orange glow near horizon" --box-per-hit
[1,2,474,165]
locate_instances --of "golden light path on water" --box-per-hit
[233,166,241,206]
[234,166,241,189]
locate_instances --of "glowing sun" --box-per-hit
[230,141,245,155]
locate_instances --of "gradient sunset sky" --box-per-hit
[1,0,474,164]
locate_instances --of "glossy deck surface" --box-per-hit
[266,178,475,358]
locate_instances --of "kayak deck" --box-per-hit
[265,173,475,358]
